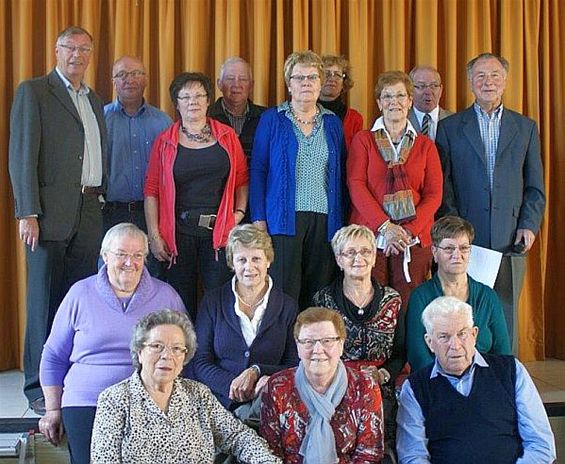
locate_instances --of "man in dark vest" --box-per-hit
[396,296,555,464]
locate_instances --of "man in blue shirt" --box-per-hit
[397,296,555,464]
[103,56,172,233]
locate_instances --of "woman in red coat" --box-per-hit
[347,71,442,309]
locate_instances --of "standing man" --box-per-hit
[397,296,556,463]
[9,26,107,414]
[436,53,545,350]
[208,57,266,158]
[408,65,452,141]
[103,56,172,233]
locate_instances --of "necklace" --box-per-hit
[181,123,212,143]
[344,286,373,316]
[289,104,320,126]
[235,284,268,314]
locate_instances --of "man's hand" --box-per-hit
[515,229,536,253]
[18,217,40,251]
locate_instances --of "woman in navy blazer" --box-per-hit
[192,224,299,412]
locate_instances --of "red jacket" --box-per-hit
[347,130,442,247]
[343,107,364,150]
[144,119,248,255]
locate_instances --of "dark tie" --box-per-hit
[421,113,431,136]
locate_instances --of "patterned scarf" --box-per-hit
[295,360,348,464]
[373,128,416,223]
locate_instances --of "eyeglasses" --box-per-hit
[113,70,146,80]
[435,245,472,255]
[435,328,473,345]
[290,74,320,82]
[324,70,346,80]
[143,342,188,357]
[177,93,208,102]
[472,71,505,83]
[380,93,409,102]
[223,76,250,84]
[340,248,375,260]
[296,336,341,350]
[413,83,441,91]
[58,43,93,55]
[108,251,147,262]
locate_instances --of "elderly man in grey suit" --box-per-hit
[435,53,545,352]
[408,65,452,141]
[8,26,107,414]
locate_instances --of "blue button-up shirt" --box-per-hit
[474,102,503,191]
[396,352,556,463]
[104,99,172,202]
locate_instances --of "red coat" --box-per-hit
[144,119,248,255]
[347,130,442,247]
[343,107,364,150]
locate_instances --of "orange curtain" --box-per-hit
[1,0,564,370]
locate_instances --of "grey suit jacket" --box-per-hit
[408,107,453,134]
[435,105,545,252]
[9,70,107,241]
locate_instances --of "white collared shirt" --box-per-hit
[232,276,273,347]
[370,116,418,162]
[413,106,440,141]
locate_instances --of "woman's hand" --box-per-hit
[149,235,171,262]
[39,410,64,446]
[229,367,259,403]
[383,223,411,257]
[254,375,270,397]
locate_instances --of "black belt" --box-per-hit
[179,211,217,230]
[81,185,104,195]
[105,201,144,212]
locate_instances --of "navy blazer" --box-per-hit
[436,105,545,252]
[192,281,299,410]
[9,70,108,241]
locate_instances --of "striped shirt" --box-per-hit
[474,102,503,190]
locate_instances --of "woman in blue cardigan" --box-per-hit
[249,50,345,309]
[192,224,299,413]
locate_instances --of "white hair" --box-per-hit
[421,296,474,335]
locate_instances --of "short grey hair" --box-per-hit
[421,296,474,335]
[218,56,252,81]
[130,309,197,370]
[331,224,376,257]
[56,26,93,44]
[100,223,149,258]
[466,53,509,80]
[225,224,274,270]
[409,65,442,83]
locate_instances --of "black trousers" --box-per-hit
[270,212,336,310]
[62,406,97,464]
[24,194,102,402]
[166,232,232,321]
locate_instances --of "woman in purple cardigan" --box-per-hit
[192,224,299,414]
[37,223,186,464]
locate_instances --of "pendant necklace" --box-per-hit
[344,287,372,316]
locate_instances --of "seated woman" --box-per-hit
[192,224,299,413]
[261,307,384,463]
[38,223,186,464]
[407,216,511,371]
[91,310,281,463]
[313,224,403,447]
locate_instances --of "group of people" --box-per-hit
[8,24,555,463]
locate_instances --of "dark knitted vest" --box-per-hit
[410,354,523,464]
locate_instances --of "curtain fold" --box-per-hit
[1,0,563,370]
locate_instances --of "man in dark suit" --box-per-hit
[408,65,452,141]
[8,26,107,413]
[435,53,545,351]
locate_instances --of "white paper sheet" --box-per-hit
[467,244,503,288]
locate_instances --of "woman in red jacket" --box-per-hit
[347,71,442,309]
[145,72,248,320]
[318,54,364,150]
